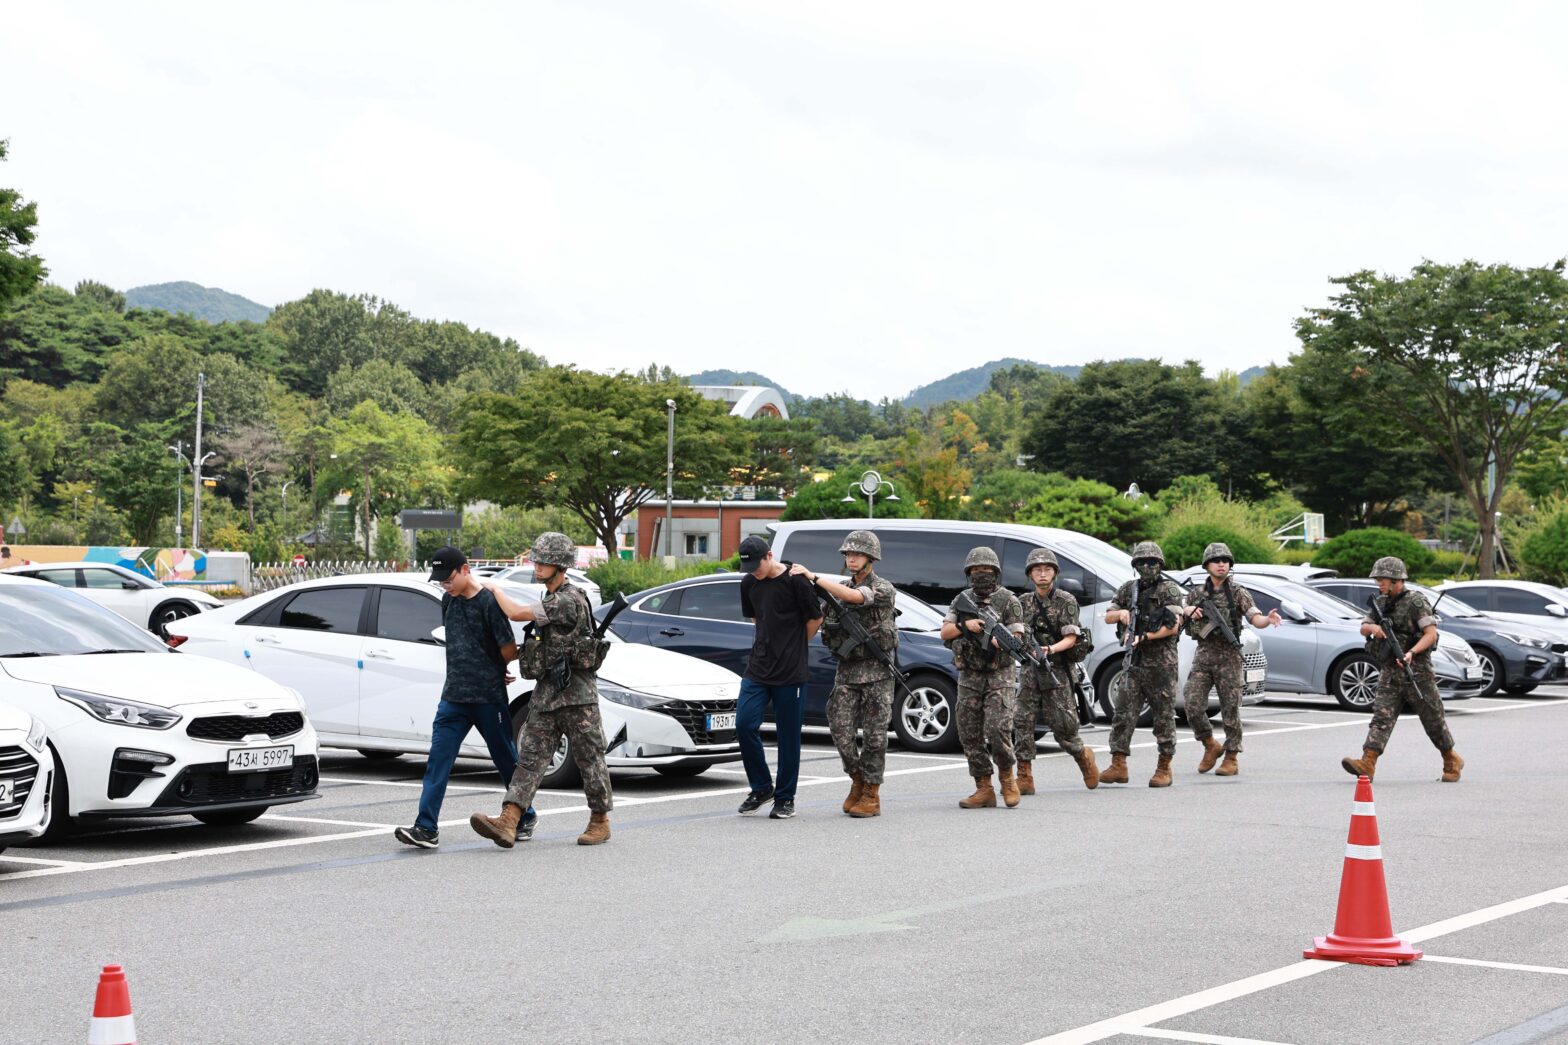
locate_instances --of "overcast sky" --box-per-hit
[6,2,1566,400]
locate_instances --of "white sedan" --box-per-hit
[0,575,320,837]
[3,561,224,635]
[169,573,743,786]
[0,701,55,855]
[490,564,604,609]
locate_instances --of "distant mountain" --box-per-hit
[900,358,1088,408]
[125,282,271,324]
[685,369,793,401]
[1237,365,1267,386]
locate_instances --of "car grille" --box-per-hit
[0,746,40,821]
[1243,651,1268,695]
[187,712,304,742]
[164,756,318,805]
[651,699,738,745]
[1552,643,1568,655]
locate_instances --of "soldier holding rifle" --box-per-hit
[1102,541,1185,788]
[940,547,1026,809]
[1015,547,1101,792]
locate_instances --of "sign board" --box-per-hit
[292,554,307,567]
[397,509,461,530]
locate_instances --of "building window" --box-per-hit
[685,534,710,556]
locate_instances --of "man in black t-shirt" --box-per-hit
[735,536,822,820]
[394,547,536,849]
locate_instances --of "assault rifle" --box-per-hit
[1365,594,1420,688]
[815,581,916,699]
[1120,578,1177,669]
[1167,572,1241,650]
[951,591,1053,680]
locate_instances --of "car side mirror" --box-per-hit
[431,626,447,645]
[1548,604,1568,619]
[1279,599,1308,623]
[123,581,141,590]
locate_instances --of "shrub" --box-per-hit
[586,558,730,600]
[1518,500,1568,586]
[1015,479,1162,547]
[1280,547,1318,566]
[1162,525,1279,570]
[781,468,921,522]
[1426,549,1467,581]
[1312,527,1434,579]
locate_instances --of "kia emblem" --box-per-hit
[244,701,258,709]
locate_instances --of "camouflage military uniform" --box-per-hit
[824,570,900,786]
[1181,578,1256,754]
[503,581,614,813]
[1108,577,1185,759]
[1362,590,1454,755]
[945,586,1023,777]
[1016,587,1088,760]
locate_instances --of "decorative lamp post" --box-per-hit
[841,469,899,519]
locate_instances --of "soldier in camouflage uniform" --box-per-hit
[789,530,898,818]
[1180,542,1281,777]
[470,532,615,847]
[1342,556,1463,783]
[941,547,1026,808]
[1102,541,1186,787]
[1015,547,1100,792]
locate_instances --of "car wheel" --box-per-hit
[193,807,267,827]
[357,750,403,762]
[1095,662,1153,728]
[37,747,73,843]
[653,764,710,779]
[892,674,960,752]
[511,702,583,789]
[1474,648,1504,699]
[1330,653,1380,711]
[150,600,198,635]
[1503,681,1539,695]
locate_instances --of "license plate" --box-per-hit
[227,746,293,773]
[1463,666,1483,680]
[0,779,11,803]
[1245,668,1266,684]
[707,712,736,731]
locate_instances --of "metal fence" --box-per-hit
[247,560,425,594]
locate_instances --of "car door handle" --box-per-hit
[365,649,395,660]
[658,627,685,637]
[255,634,282,645]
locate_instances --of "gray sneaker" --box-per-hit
[394,825,439,849]
[516,808,538,842]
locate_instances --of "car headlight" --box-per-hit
[283,686,308,711]
[26,714,48,751]
[1497,632,1551,650]
[55,687,182,730]
[598,682,670,710]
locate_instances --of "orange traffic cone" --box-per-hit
[1303,775,1422,966]
[88,964,137,1044]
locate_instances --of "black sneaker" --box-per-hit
[738,787,775,815]
[768,798,796,820]
[394,825,439,849]
[516,807,538,842]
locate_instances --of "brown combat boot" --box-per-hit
[999,768,1022,808]
[1075,748,1100,790]
[1215,752,1239,777]
[469,802,523,848]
[848,783,881,818]
[1148,754,1173,788]
[842,772,865,814]
[1197,737,1224,774]
[1441,749,1464,783]
[1342,747,1379,780]
[1017,761,1036,796]
[959,776,996,808]
[577,811,611,845]
[1100,753,1129,784]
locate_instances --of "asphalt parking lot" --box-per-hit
[5,689,1568,1044]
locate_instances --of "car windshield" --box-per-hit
[1409,583,1482,617]
[0,584,169,656]
[1254,579,1365,620]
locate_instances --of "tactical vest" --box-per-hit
[1025,589,1092,663]
[822,572,900,661]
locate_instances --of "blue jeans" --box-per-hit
[737,679,806,802]
[415,700,531,832]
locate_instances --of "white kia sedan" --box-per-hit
[170,574,744,786]
[3,561,224,635]
[0,575,320,838]
[0,701,55,855]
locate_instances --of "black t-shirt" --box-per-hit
[440,588,515,706]
[739,564,822,686]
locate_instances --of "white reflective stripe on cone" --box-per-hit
[1352,801,1376,817]
[87,1013,137,1044]
[1345,843,1382,861]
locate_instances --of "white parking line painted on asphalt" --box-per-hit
[1116,1027,1296,1045]
[260,814,399,829]
[320,775,502,793]
[0,826,389,882]
[0,855,87,868]
[1422,955,1568,976]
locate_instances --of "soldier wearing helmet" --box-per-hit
[1101,540,1186,787]
[790,530,899,817]
[940,545,1027,808]
[1177,541,1280,778]
[471,532,616,848]
[1342,555,1463,782]
[1015,547,1101,792]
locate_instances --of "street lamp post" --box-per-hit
[281,480,294,537]
[664,398,676,560]
[192,450,215,549]
[841,469,899,519]
[167,443,188,546]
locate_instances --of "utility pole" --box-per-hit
[168,442,186,546]
[192,372,206,549]
[664,398,676,560]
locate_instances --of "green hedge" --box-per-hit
[586,558,733,600]
[1519,505,1568,586]
[1312,527,1435,579]
[1161,525,1279,570]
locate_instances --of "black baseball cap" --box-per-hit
[429,546,467,582]
[738,535,771,569]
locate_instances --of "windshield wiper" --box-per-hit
[81,649,150,655]
[0,651,57,658]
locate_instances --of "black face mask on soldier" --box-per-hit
[1134,560,1161,584]
[971,571,999,597]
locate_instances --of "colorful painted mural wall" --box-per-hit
[1,546,207,580]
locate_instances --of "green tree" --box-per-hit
[95,421,181,544]
[725,415,819,496]
[321,401,448,558]
[1517,499,1568,585]
[1014,478,1162,546]
[325,359,428,418]
[0,140,45,315]
[779,467,921,522]
[73,280,125,314]
[965,469,1071,522]
[1312,527,1436,579]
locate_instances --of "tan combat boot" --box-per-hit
[1197,737,1224,774]
[577,811,611,845]
[1341,747,1379,780]
[848,783,881,818]
[959,776,996,808]
[1075,748,1100,789]
[469,803,523,848]
[1017,761,1036,796]
[842,772,865,814]
[1148,754,1173,788]
[1100,753,1129,784]
[1215,751,1239,777]
[999,768,1022,808]
[1441,749,1464,783]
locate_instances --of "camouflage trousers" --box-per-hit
[1183,642,1244,753]
[1014,677,1085,760]
[828,676,895,785]
[504,704,613,813]
[1109,662,1177,759]
[958,669,1017,777]
[1364,664,1454,755]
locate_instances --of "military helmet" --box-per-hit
[530,531,576,569]
[1369,555,1408,580]
[1024,547,1058,574]
[838,529,881,561]
[1129,540,1165,565]
[963,546,1001,573]
[1202,541,1235,565]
